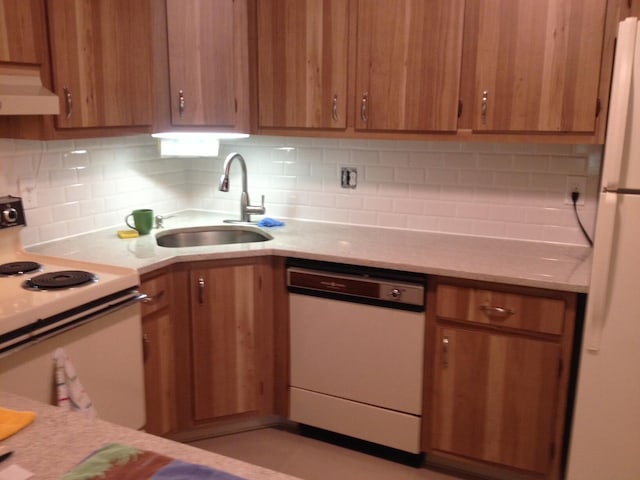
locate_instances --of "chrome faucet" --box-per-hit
[218,152,265,223]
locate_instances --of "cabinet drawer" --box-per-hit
[435,284,565,335]
[141,274,170,316]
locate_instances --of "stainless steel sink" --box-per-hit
[155,225,273,248]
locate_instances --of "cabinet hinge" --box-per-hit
[595,98,601,118]
[458,100,463,118]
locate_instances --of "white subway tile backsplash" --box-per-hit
[0,134,601,246]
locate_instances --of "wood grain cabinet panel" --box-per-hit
[0,0,46,63]
[46,0,153,129]
[464,0,607,133]
[354,0,464,132]
[256,0,349,130]
[431,326,561,475]
[425,278,578,480]
[140,270,177,437]
[163,0,249,131]
[188,259,274,424]
[435,284,565,336]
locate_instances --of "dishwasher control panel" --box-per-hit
[287,262,425,310]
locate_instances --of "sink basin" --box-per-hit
[156,225,273,248]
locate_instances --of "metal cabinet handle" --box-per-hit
[332,94,338,121]
[481,90,488,125]
[178,90,185,118]
[480,305,515,319]
[198,277,205,304]
[63,86,73,120]
[360,92,368,123]
[142,333,150,362]
[442,336,449,368]
[141,290,165,304]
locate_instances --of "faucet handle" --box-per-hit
[246,195,266,216]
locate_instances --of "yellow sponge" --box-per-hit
[117,230,139,239]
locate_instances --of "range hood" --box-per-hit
[0,65,59,116]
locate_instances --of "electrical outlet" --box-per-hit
[565,175,587,206]
[341,167,357,188]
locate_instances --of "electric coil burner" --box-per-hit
[0,261,41,276]
[22,270,98,291]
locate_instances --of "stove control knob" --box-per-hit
[2,207,18,224]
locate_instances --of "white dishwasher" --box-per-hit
[287,260,426,454]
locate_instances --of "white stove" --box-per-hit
[0,196,140,352]
[0,195,146,429]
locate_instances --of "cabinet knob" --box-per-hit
[360,92,369,123]
[142,290,165,304]
[142,333,150,362]
[481,90,488,125]
[442,336,449,368]
[178,90,185,118]
[63,86,73,120]
[198,277,205,304]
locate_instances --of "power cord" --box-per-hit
[572,191,594,247]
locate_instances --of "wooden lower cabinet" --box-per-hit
[424,277,578,480]
[140,269,177,436]
[171,257,276,434]
[140,257,278,438]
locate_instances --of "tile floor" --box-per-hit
[189,426,467,480]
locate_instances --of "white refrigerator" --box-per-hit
[565,17,640,480]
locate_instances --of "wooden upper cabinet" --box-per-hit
[0,0,46,64]
[354,0,465,132]
[465,0,607,133]
[46,0,153,129]
[164,0,249,130]
[256,0,349,130]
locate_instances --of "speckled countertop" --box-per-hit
[0,391,300,480]
[27,210,592,292]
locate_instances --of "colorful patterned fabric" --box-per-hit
[61,443,247,480]
[53,348,97,419]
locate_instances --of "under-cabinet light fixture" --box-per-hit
[151,132,250,157]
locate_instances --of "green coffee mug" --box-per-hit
[125,209,153,235]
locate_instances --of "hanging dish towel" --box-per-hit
[0,406,36,440]
[53,348,97,419]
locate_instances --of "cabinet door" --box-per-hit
[467,0,607,133]
[141,272,176,436]
[354,0,464,132]
[166,0,246,129]
[46,0,153,129]
[190,264,258,421]
[431,326,561,474]
[0,0,45,63]
[256,0,349,129]
[142,311,176,436]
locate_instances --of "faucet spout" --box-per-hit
[218,152,265,222]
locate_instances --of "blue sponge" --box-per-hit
[257,217,285,227]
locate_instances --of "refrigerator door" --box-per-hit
[584,18,640,351]
[601,18,640,190]
[566,194,640,480]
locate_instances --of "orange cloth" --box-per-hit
[0,406,36,440]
